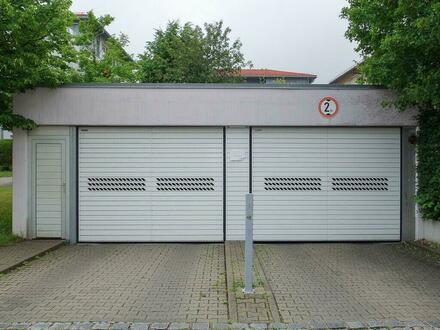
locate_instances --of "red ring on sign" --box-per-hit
[318,96,339,118]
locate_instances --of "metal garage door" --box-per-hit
[78,127,223,242]
[252,127,401,241]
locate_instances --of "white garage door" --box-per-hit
[78,127,224,242]
[252,127,401,241]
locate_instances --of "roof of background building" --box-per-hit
[240,69,316,79]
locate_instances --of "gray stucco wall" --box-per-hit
[13,85,417,127]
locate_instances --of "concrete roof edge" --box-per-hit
[55,83,386,91]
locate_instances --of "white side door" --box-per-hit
[33,141,65,238]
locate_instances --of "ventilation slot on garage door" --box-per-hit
[156,177,215,191]
[331,177,389,191]
[88,177,146,191]
[264,177,322,191]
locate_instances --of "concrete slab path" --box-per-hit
[0,239,64,273]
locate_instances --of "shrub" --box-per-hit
[0,140,12,171]
[416,109,440,221]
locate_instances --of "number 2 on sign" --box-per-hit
[318,97,339,118]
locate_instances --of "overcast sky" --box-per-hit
[70,0,361,83]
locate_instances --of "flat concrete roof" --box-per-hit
[59,83,385,90]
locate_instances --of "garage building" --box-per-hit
[12,84,417,243]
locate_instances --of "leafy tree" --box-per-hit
[0,0,76,130]
[138,20,250,83]
[74,11,136,83]
[342,1,440,220]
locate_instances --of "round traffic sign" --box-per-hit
[318,96,339,118]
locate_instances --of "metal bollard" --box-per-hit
[243,193,254,294]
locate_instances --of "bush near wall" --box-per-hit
[417,109,440,222]
[0,140,12,171]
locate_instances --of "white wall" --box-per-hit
[13,86,417,127]
[226,127,249,240]
[12,129,28,237]
[421,220,440,243]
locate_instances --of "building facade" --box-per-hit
[12,84,417,243]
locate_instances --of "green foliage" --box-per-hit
[138,20,250,83]
[0,0,76,130]
[0,186,18,246]
[0,140,12,171]
[74,11,136,83]
[341,0,440,110]
[416,109,440,220]
[342,0,440,221]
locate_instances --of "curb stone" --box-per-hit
[70,322,93,330]
[111,322,130,330]
[192,323,210,330]
[30,322,53,330]
[345,321,367,329]
[0,321,436,330]
[150,323,169,330]
[169,323,190,330]
[326,321,346,329]
[130,323,150,330]
[93,322,112,330]
[288,322,307,330]
[306,321,327,330]
[49,323,72,329]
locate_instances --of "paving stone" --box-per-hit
[250,324,268,330]
[169,323,190,330]
[9,322,32,330]
[150,323,169,330]
[306,321,327,330]
[191,323,210,330]
[111,322,129,330]
[0,324,11,330]
[30,322,53,330]
[287,322,307,330]
[70,322,93,330]
[129,323,149,330]
[406,320,426,328]
[367,320,386,328]
[256,244,440,324]
[327,321,347,329]
[345,322,367,329]
[0,244,227,323]
[427,321,440,328]
[269,323,287,330]
[92,322,112,330]
[210,323,229,330]
[231,324,249,330]
[49,323,73,329]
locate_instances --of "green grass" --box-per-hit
[0,171,12,177]
[0,185,20,245]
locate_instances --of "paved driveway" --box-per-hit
[256,243,440,323]
[0,244,228,323]
[0,242,439,324]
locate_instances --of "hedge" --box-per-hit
[0,140,12,171]
[416,109,440,221]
